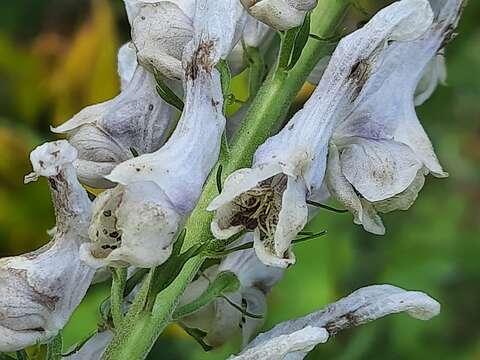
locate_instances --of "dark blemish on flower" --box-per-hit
[39,160,45,168]
[136,168,141,172]
[52,150,60,158]
[148,104,154,111]
[109,231,120,238]
[103,210,112,217]
[141,16,146,20]
[48,178,58,191]
[186,40,215,81]
[103,229,108,235]
[348,59,370,102]
[288,124,294,130]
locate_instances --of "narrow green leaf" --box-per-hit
[287,12,311,70]
[216,164,223,194]
[306,200,348,213]
[153,70,184,111]
[178,323,213,352]
[172,271,240,319]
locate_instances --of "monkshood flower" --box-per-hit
[209,0,434,267]
[80,0,244,268]
[52,62,177,189]
[326,0,462,234]
[180,234,283,347]
[0,141,94,352]
[230,284,440,360]
[240,0,317,31]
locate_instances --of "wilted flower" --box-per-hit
[240,0,317,31]
[209,0,434,267]
[179,234,283,347]
[231,284,440,359]
[0,141,94,352]
[81,0,245,268]
[325,0,462,234]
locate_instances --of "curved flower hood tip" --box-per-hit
[240,0,317,31]
[81,0,245,268]
[209,0,435,267]
[231,284,440,360]
[0,141,94,352]
[179,234,283,348]
[51,62,177,189]
[326,0,463,235]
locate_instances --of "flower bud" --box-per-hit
[0,141,94,352]
[240,0,317,31]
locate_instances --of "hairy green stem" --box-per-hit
[102,1,349,359]
[111,267,127,329]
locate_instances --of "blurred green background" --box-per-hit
[0,0,478,359]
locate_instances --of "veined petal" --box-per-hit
[339,137,423,202]
[0,141,94,352]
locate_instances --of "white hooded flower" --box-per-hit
[80,0,245,268]
[0,141,94,352]
[179,234,283,347]
[240,0,317,31]
[209,0,434,267]
[326,0,463,235]
[51,61,177,189]
[231,284,440,360]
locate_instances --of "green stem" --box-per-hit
[102,1,349,359]
[111,268,127,329]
